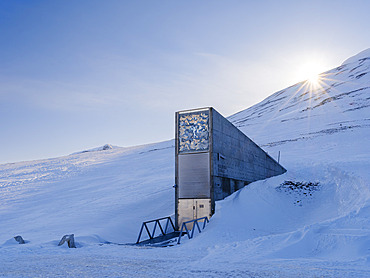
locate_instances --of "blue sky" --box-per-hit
[1,0,369,164]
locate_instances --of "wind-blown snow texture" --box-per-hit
[1,49,369,277]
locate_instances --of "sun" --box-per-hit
[294,58,328,87]
[307,73,320,87]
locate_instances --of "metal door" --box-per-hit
[177,198,211,229]
[178,152,211,198]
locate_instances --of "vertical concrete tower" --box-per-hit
[175,107,286,229]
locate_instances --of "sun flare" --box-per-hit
[294,58,328,87]
[307,73,320,87]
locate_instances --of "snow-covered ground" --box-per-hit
[0,49,369,277]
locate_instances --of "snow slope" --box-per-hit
[0,49,369,277]
[0,140,175,244]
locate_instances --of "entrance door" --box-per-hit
[177,198,211,229]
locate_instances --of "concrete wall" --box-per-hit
[211,108,286,200]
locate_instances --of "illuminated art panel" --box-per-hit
[178,110,209,153]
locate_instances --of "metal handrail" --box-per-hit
[177,216,209,244]
[136,216,176,244]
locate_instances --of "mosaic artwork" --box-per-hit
[178,111,209,153]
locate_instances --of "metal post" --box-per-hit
[164,218,169,234]
[136,223,145,244]
[144,224,152,239]
[151,221,158,238]
[157,220,165,235]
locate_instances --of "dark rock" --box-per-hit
[58,234,76,248]
[14,235,25,244]
[102,144,113,150]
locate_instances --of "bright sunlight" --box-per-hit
[307,73,320,87]
[282,57,336,115]
[299,60,325,86]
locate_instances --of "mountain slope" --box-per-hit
[229,48,369,155]
[0,140,175,244]
[194,48,370,266]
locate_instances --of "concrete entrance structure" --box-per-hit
[175,107,286,229]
